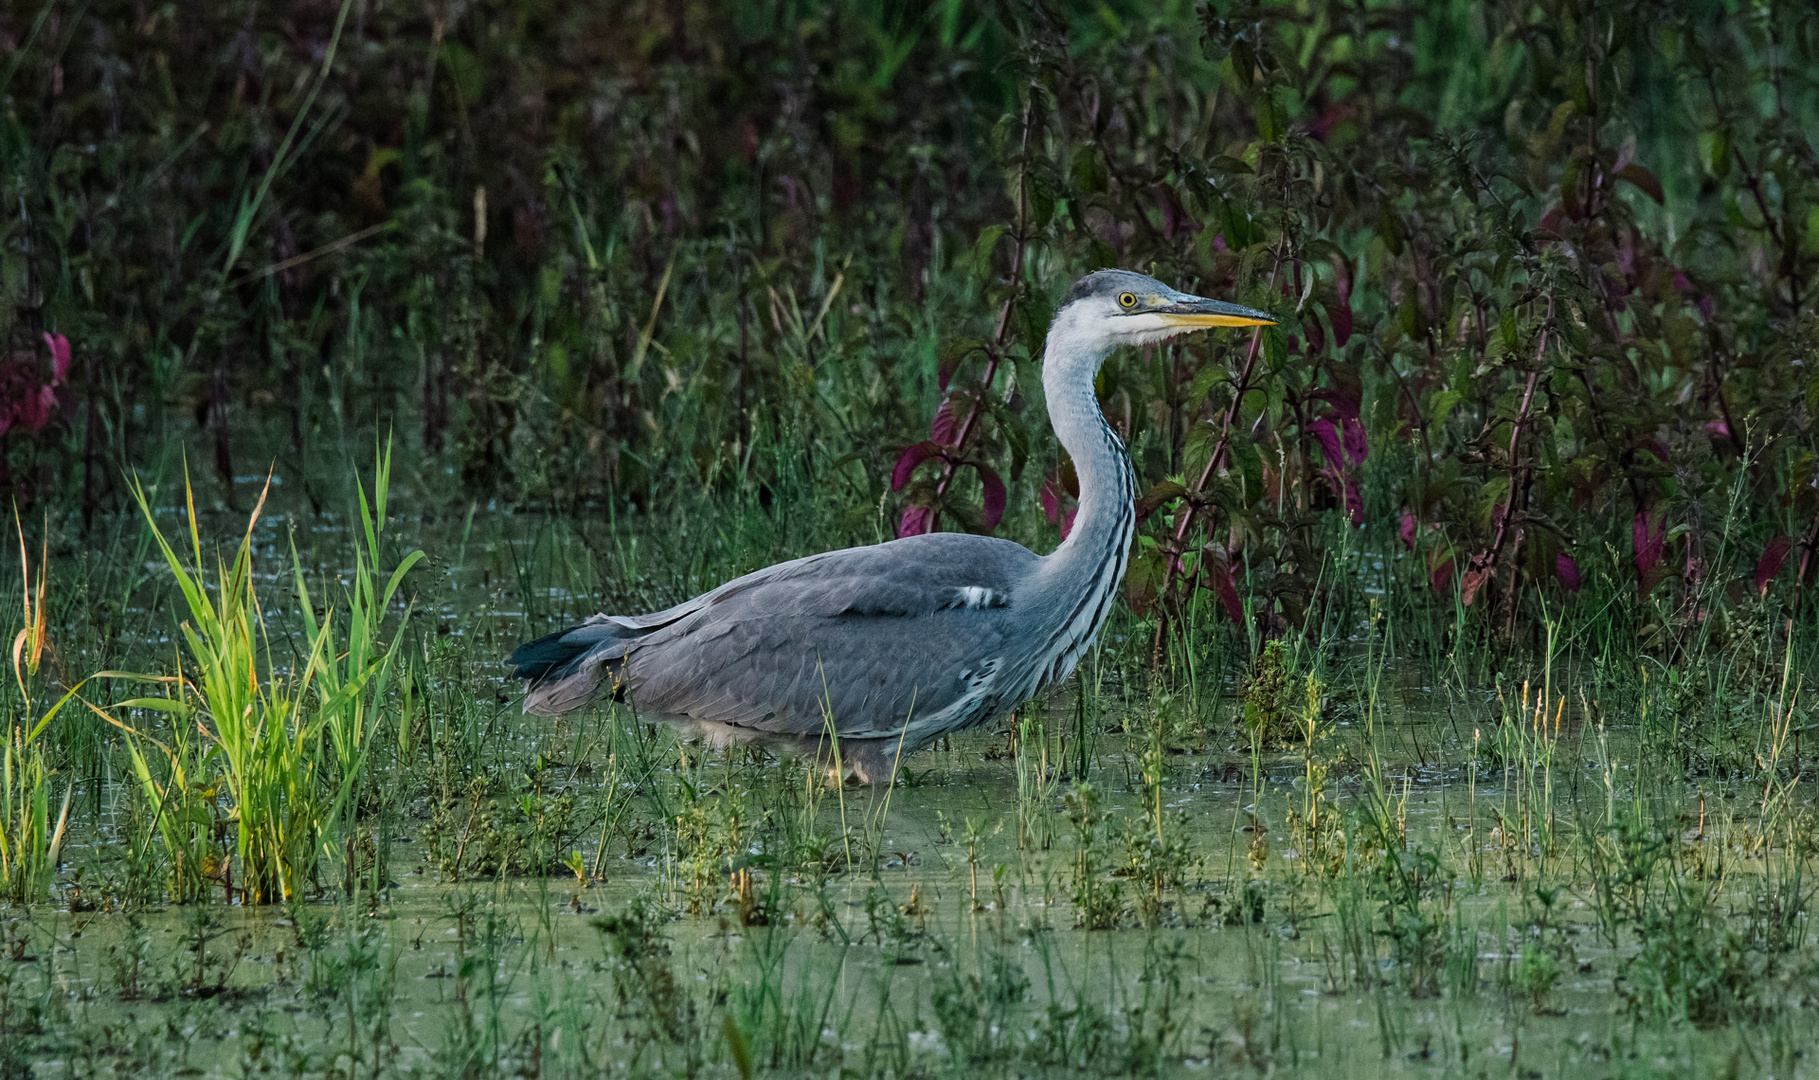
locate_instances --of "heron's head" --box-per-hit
[1050,269,1275,352]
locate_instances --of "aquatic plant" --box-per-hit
[0,516,80,903]
[291,438,423,893]
[120,469,326,903]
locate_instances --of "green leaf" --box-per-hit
[114,697,191,715]
[1699,129,1732,178]
[441,42,486,105]
[1187,363,1231,404]
[971,225,1007,281]
[1069,145,1108,195]
[1224,201,1255,249]
[1430,390,1463,433]
[1398,291,1424,340]
[1545,100,1577,146]
[1560,158,1583,219]
[1025,170,1057,229]
[1231,434,1264,503]
[1262,325,1287,373]
[1230,39,1255,88]
[1379,209,1405,256]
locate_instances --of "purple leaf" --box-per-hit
[976,464,1006,531]
[1556,553,1582,592]
[1322,391,1361,421]
[1342,476,1363,526]
[1757,536,1793,597]
[41,333,69,383]
[1399,511,1417,550]
[1341,417,1367,465]
[1429,551,1455,593]
[1633,510,1667,578]
[1039,469,1067,524]
[1060,507,1077,540]
[16,386,53,433]
[898,505,935,538]
[1208,556,1244,624]
[891,442,940,491]
[1329,301,1353,346]
[930,397,962,444]
[1307,418,1343,467]
[1614,162,1665,205]
[1461,567,1490,606]
[1156,186,1200,239]
[937,354,962,392]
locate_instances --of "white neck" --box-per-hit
[1014,314,1136,693]
[1040,314,1134,572]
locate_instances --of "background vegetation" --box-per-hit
[2,0,1813,656]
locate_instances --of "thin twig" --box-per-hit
[224,220,395,289]
[1468,294,1553,618]
[1149,243,1288,666]
[926,98,1034,529]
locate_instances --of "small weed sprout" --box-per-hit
[1286,672,1343,875]
[1064,783,1123,930]
[1241,640,1295,749]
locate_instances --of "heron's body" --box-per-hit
[509,270,1271,780]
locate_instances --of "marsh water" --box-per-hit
[23,745,1813,1079]
[7,473,1815,1079]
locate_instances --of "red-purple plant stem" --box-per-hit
[82,349,96,532]
[1792,504,1819,621]
[1493,370,1540,634]
[926,100,1032,530]
[1149,248,1289,666]
[1147,325,1266,667]
[1482,369,1540,565]
[1472,296,1552,612]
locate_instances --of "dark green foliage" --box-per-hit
[0,0,1808,659]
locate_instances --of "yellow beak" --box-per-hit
[1151,296,1276,328]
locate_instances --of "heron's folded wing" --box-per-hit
[625,535,1034,738]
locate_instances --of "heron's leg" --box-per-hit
[806,736,902,785]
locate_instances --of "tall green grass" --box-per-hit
[118,469,326,901]
[292,438,424,893]
[110,443,421,903]
[0,518,74,902]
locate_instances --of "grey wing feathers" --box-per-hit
[627,533,1034,738]
[514,533,1038,739]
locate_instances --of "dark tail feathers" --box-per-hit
[508,618,640,715]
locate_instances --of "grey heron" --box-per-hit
[508,269,1274,781]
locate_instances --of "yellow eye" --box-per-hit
[1118,292,1137,309]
